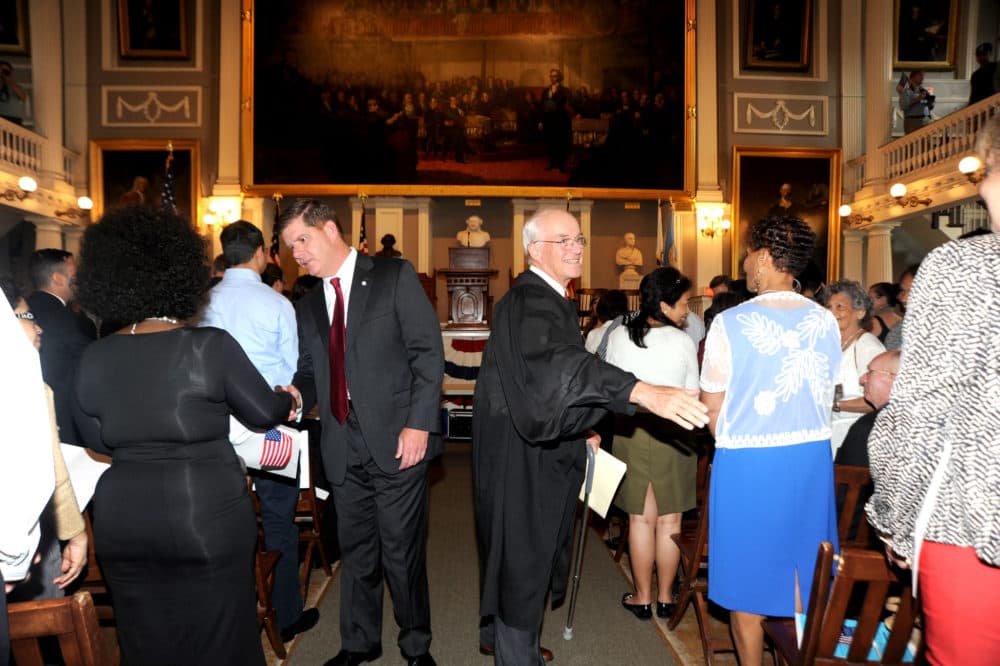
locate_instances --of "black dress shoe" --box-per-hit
[480,644,554,661]
[280,607,320,642]
[323,647,382,666]
[621,593,652,620]
[405,653,436,665]
[656,601,676,619]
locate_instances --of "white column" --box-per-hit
[375,207,404,255]
[214,0,243,196]
[28,0,64,184]
[694,0,722,202]
[865,224,897,286]
[862,0,894,189]
[840,0,864,162]
[62,225,84,256]
[350,198,363,247]
[29,218,64,250]
[61,0,88,189]
[841,229,866,284]
[416,200,431,275]
[575,201,593,287]
[512,200,528,275]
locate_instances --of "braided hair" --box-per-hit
[748,215,816,277]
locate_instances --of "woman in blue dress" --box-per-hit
[700,216,841,666]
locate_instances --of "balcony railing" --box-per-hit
[0,118,42,175]
[63,148,78,187]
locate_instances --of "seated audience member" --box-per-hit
[1,277,88,603]
[28,249,94,446]
[584,289,629,354]
[883,263,920,351]
[292,274,320,302]
[835,350,900,467]
[209,253,229,289]
[72,206,294,666]
[707,274,730,296]
[866,282,901,343]
[261,262,287,296]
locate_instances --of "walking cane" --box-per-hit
[563,444,596,640]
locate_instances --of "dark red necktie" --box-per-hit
[329,277,349,424]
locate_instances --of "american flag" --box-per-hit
[161,151,177,214]
[358,204,369,255]
[270,195,281,262]
[260,428,294,469]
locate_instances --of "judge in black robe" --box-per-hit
[473,209,708,664]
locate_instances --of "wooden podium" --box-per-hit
[440,247,497,327]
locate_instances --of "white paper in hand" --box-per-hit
[578,448,627,519]
[229,417,302,480]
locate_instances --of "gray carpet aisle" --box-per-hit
[287,443,679,665]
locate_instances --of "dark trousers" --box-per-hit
[332,409,431,658]
[493,616,545,666]
[254,473,304,629]
[1,568,9,666]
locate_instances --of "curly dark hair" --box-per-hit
[747,215,816,277]
[626,267,691,348]
[75,206,209,323]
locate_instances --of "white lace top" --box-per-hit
[700,292,841,449]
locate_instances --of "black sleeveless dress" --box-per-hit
[74,327,292,666]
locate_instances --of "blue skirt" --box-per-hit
[708,439,838,617]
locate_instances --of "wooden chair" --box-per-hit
[7,591,116,666]
[666,464,736,665]
[834,464,875,549]
[255,549,286,658]
[763,542,918,665]
[575,287,606,330]
[293,426,334,601]
[624,289,641,312]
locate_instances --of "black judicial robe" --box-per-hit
[473,270,638,630]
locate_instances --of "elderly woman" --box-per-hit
[72,207,294,666]
[605,268,699,621]
[866,113,1000,664]
[700,216,841,666]
[824,280,885,455]
[866,282,901,342]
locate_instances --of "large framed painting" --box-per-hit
[743,0,811,71]
[731,146,842,285]
[0,0,29,55]
[241,0,695,199]
[88,138,200,222]
[117,0,189,59]
[893,0,958,71]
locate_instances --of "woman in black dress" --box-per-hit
[73,207,294,666]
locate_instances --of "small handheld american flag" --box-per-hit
[260,428,294,469]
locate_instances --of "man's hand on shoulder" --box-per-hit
[396,427,429,470]
[630,382,709,430]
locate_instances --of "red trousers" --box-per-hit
[919,541,1000,665]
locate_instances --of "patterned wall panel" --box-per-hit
[101,86,203,128]
[733,93,829,136]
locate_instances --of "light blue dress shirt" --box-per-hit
[201,268,298,387]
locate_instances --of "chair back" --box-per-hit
[575,288,606,329]
[798,542,916,665]
[624,289,641,312]
[833,464,874,549]
[7,592,113,666]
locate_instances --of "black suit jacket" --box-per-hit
[293,255,444,484]
[27,291,93,445]
[835,407,882,468]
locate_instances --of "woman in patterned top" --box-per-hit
[866,113,1000,664]
[700,216,841,666]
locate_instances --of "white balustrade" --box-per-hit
[0,118,42,174]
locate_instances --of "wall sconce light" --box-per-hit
[697,206,730,238]
[838,204,873,226]
[204,197,242,228]
[55,196,94,219]
[958,156,984,184]
[1,175,37,201]
[890,183,932,208]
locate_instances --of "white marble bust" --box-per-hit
[456,215,491,247]
[616,232,643,289]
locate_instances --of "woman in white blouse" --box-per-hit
[824,280,885,455]
[605,267,699,621]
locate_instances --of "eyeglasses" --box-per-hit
[863,368,895,378]
[14,311,34,321]
[532,235,587,248]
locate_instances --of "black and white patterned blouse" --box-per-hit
[866,233,1000,566]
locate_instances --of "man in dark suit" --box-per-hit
[277,200,444,666]
[27,249,93,445]
[540,68,571,171]
[473,209,709,665]
[835,350,900,467]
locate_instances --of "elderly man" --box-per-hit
[473,208,709,665]
[835,350,900,467]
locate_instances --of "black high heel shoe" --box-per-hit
[621,593,652,620]
[656,601,676,619]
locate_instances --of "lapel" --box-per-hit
[307,283,330,353]
[345,253,375,355]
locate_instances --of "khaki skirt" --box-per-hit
[612,413,697,516]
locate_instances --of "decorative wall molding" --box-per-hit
[101,86,203,127]
[734,93,829,135]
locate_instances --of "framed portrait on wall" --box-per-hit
[117,0,189,59]
[730,146,842,284]
[893,0,958,71]
[241,0,696,199]
[0,0,29,55]
[88,138,200,222]
[743,0,811,71]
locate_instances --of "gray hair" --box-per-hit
[824,279,873,327]
[522,208,572,259]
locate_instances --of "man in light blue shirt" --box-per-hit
[202,220,319,642]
